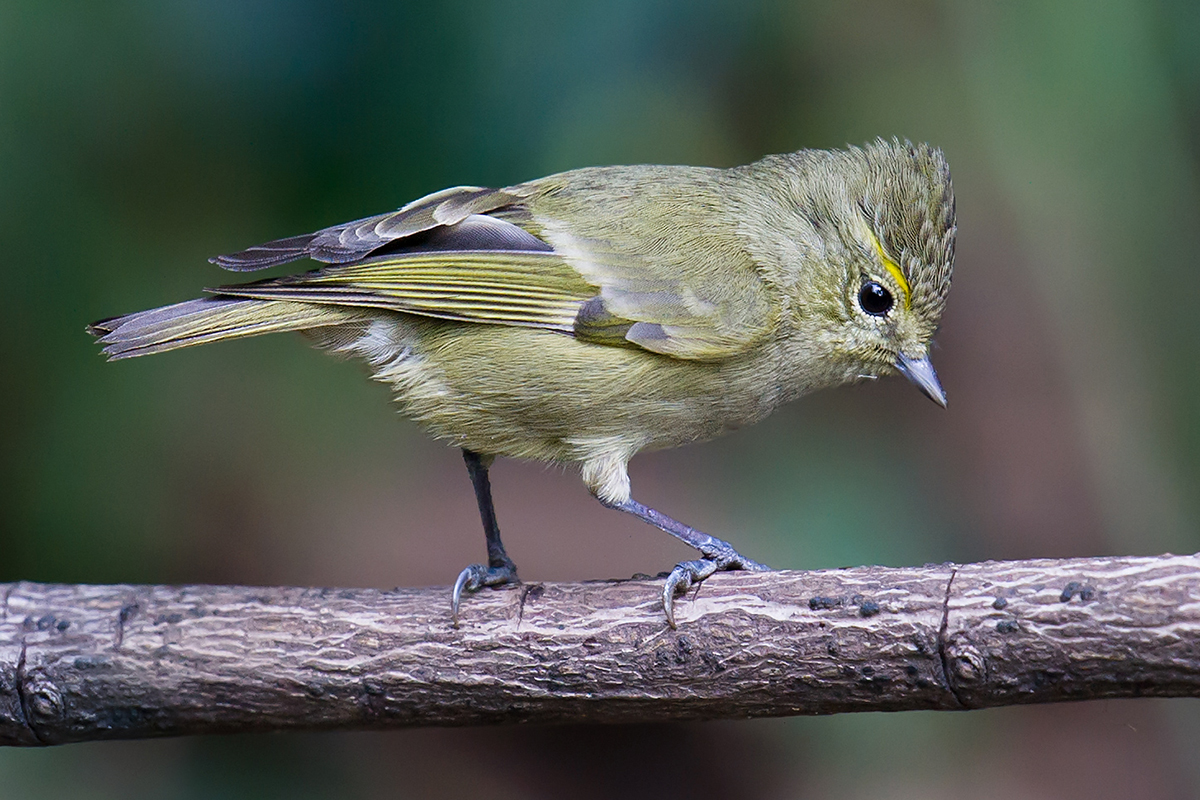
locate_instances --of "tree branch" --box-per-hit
[2,553,1199,746]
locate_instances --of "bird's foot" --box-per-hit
[661,541,770,628]
[451,561,518,624]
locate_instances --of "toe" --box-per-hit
[451,565,482,622]
[450,563,520,624]
[657,550,770,627]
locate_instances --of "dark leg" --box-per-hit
[452,450,519,621]
[601,496,770,628]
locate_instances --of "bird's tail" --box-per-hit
[87,296,362,360]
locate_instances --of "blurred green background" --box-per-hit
[4,0,1200,797]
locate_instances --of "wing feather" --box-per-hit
[211,187,525,271]
[211,251,594,331]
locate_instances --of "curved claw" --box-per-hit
[659,549,772,628]
[450,562,519,625]
[451,567,476,623]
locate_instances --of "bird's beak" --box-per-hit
[896,353,947,408]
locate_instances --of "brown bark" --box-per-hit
[2,553,1198,746]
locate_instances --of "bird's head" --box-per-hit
[745,140,956,405]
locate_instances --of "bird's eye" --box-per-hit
[858,281,894,316]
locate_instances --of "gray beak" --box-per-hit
[896,353,947,408]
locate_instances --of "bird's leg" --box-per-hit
[600,496,770,628]
[451,449,519,621]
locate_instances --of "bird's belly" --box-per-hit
[340,315,782,464]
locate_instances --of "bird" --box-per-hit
[88,138,955,627]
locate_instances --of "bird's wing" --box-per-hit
[209,176,776,360]
[211,250,592,333]
[554,234,775,360]
[210,186,530,270]
[513,167,778,360]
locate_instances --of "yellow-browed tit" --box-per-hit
[90,139,955,627]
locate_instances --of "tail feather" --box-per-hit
[88,296,362,360]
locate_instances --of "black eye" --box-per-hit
[858,281,893,316]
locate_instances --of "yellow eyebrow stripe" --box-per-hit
[870,231,911,308]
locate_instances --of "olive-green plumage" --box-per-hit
[89,139,955,625]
